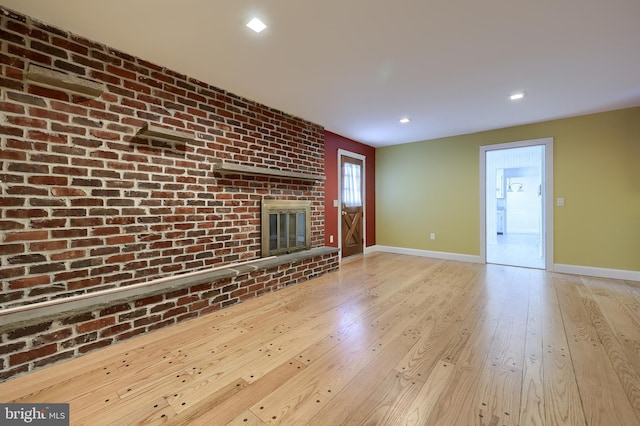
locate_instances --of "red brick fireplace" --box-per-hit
[0,6,339,381]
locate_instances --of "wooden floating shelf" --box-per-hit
[212,160,325,181]
[26,64,105,97]
[137,124,193,142]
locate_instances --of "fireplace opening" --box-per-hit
[261,199,311,257]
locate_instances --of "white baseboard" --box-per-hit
[365,245,640,282]
[553,264,640,282]
[366,245,483,264]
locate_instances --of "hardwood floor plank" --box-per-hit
[399,360,455,425]
[468,267,532,426]
[579,280,640,419]
[339,368,423,425]
[393,263,484,379]
[519,270,546,426]
[305,331,427,426]
[166,359,306,426]
[581,276,640,375]
[225,411,265,426]
[541,273,585,426]
[424,265,516,425]
[75,395,177,426]
[554,273,639,425]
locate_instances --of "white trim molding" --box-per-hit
[479,137,554,270]
[366,246,640,282]
[367,245,483,264]
[553,264,640,282]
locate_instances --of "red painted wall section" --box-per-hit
[324,131,376,249]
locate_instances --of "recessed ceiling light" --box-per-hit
[246,18,267,33]
[399,117,411,124]
[510,92,526,101]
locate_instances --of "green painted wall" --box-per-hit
[376,107,640,271]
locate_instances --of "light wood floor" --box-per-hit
[2,252,640,425]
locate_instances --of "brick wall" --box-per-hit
[0,6,327,308]
[0,6,338,381]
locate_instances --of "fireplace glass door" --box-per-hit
[262,200,311,256]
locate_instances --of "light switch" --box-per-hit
[557,197,565,207]
[333,199,339,207]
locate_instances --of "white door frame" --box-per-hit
[479,138,554,270]
[338,149,367,259]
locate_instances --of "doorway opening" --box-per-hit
[338,150,366,259]
[480,138,553,269]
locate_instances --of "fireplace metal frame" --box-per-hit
[261,199,312,257]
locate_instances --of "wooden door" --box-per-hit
[341,156,363,258]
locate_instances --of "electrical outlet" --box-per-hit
[330,235,334,243]
[430,233,435,240]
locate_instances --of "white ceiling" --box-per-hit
[4,0,640,147]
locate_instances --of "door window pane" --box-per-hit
[342,162,362,207]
